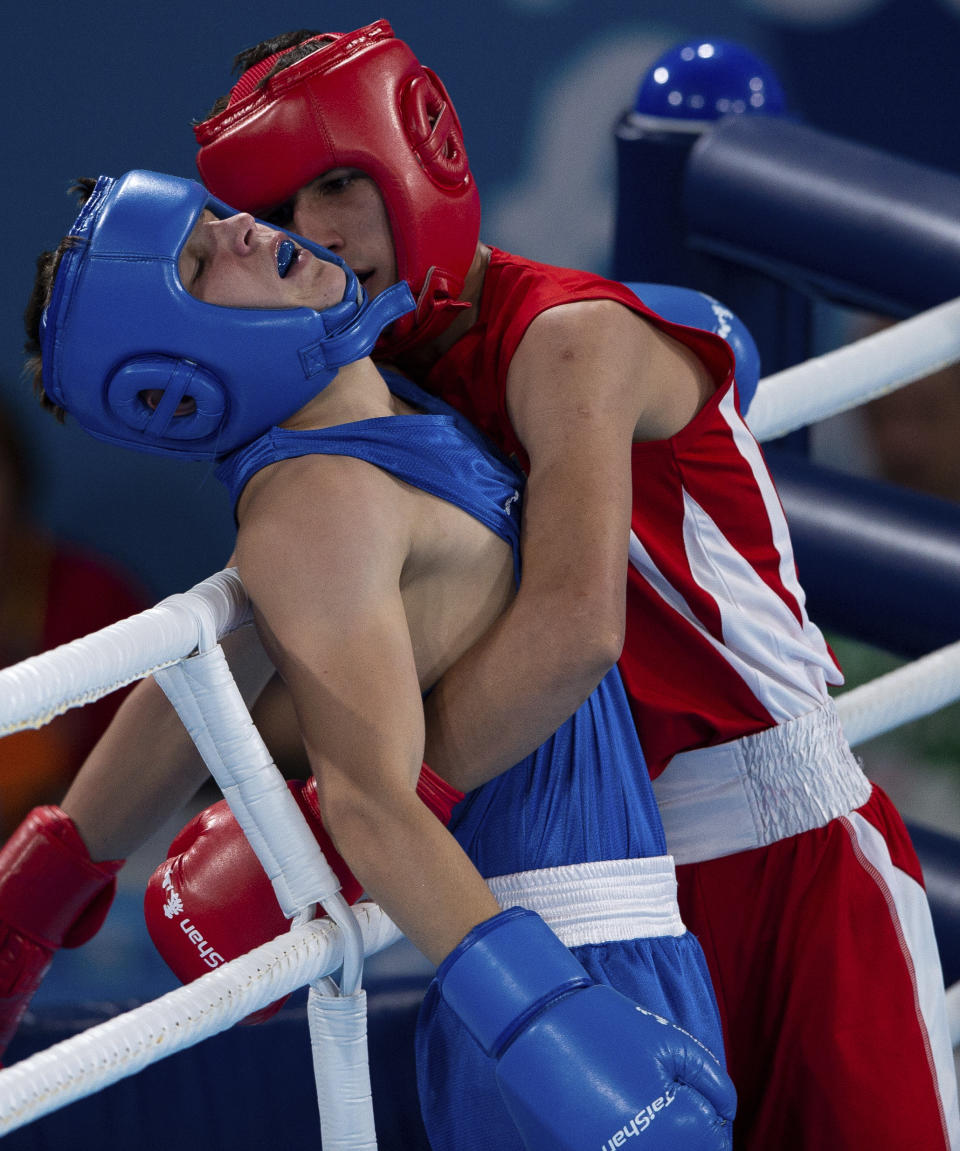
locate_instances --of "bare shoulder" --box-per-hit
[510,299,714,443]
[236,453,411,603]
[241,451,406,527]
[519,297,655,354]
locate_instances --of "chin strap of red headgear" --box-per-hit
[381,265,473,361]
[195,20,480,354]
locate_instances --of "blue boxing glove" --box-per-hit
[622,281,761,413]
[438,907,735,1151]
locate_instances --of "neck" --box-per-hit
[280,358,410,431]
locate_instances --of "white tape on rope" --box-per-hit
[154,649,343,918]
[309,986,378,1151]
[153,645,366,997]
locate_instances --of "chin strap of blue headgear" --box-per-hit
[40,170,416,460]
[297,286,420,378]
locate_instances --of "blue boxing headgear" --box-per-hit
[39,170,416,460]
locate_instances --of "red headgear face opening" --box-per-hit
[195,20,481,352]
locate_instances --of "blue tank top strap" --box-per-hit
[215,373,524,581]
[378,369,519,467]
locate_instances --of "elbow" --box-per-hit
[569,624,623,678]
[313,770,407,861]
[572,575,625,667]
[314,778,368,853]
[551,601,624,682]
[597,620,626,668]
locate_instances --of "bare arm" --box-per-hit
[63,571,278,861]
[237,456,500,966]
[61,673,210,859]
[422,300,713,791]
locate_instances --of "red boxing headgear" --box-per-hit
[195,20,481,354]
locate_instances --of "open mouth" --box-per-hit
[276,239,298,278]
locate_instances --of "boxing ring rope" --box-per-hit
[0,906,400,1137]
[836,640,960,749]
[0,567,252,736]
[1,300,960,1135]
[746,295,960,444]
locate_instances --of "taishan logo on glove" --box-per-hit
[161,872,184,919]
[159,865,225,969]
[600,1087,677,1149]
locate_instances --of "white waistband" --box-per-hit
[653,700,872,866]
[486,857,684,948]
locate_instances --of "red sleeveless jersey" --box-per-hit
[422,248,841,777]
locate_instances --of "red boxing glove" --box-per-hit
[145,765,463,1023]
[0,806,123,1059]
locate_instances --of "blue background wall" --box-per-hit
[5,0,960,598]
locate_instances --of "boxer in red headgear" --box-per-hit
[196,20,479,355]
[194,23,960,1151]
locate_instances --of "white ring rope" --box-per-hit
[835,638,960,748]
[0,568,251,736]
[747,295,960,443]
[0,903,401,1138]
[3,307,957,740]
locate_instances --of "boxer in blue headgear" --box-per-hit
[35,169,415,460]
[16,167,737,1151]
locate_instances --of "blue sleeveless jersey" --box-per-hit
[217,371,665,870]
[219,373,725,1151]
